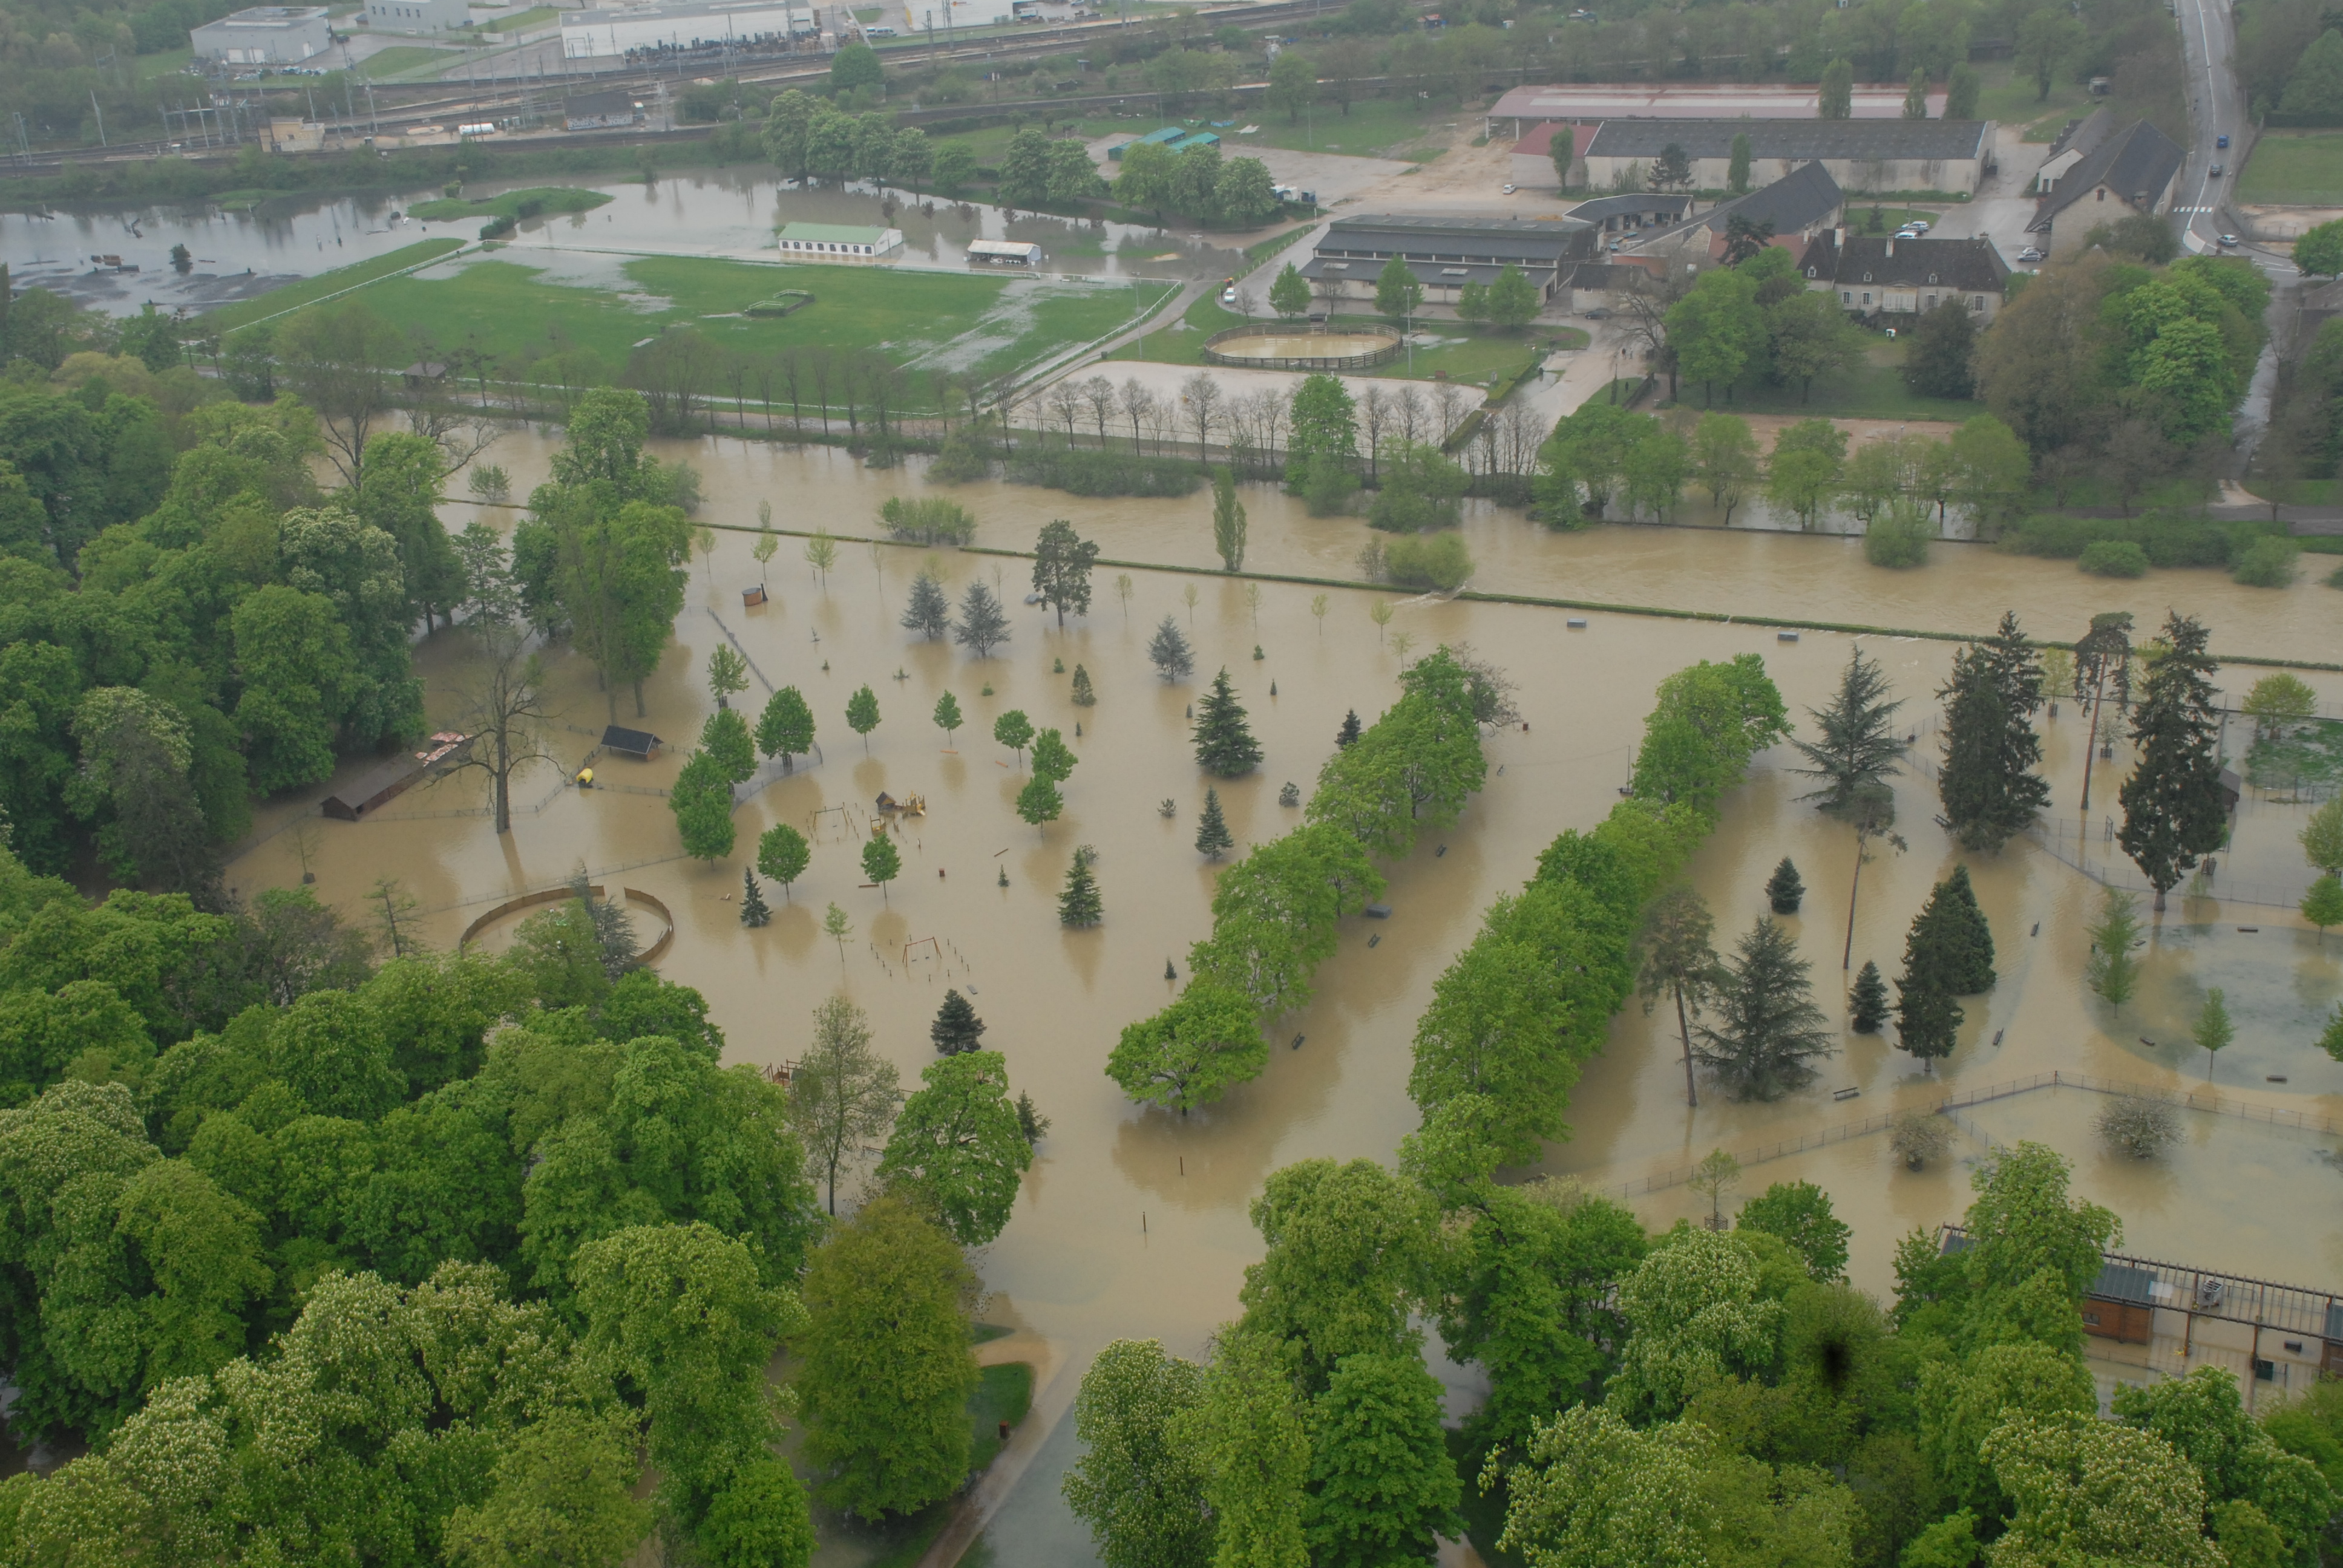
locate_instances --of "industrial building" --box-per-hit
[2026,119,2184,258]
[1487,81,1949,140]
[1294,214,1596,309]
[362,0,467,36]
[1581,118,1994,197]
[189,5,332,63]
[561,0,805,59]
[777,221,903,261]
[1796,230,2013,321]
[562,90,643,130]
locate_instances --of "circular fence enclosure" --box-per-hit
[1201,322,1403,371]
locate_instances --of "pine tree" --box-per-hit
[1149,615,1194,682]
[1195,787,1234,860]
[1059,845,1103,927]
[2119,613,2227,910]
[1936,863,1996,993]
[1336,710,1362,749]
[1070,663,1096,706]
[1893,890,1965,1071]
[1849,960,1887,1032]
[1015,1089,1050,1143]
[1765,857,1804,913]
[931,988,986,1054]
[2085,887,2143,1011]
[1938,613,2050,852]
[1193,668,1265,777]
[1691,917,1836,1101]
[739,866,771,927]
[1792,647,1906,812]
[953,580,1012,659]
[901,572,951,639]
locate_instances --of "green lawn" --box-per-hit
[966,1361,1034,1473]
[226,249,1164,390]
[2238,131,2343,205]
[1233,96,1449,160]
[1669,342,1983,422]
[198,239,464,332]
[1109,294,1584,381]
[490,5,561,32]
[407,185,612,220]
[358,44,464,78]
[1971,60,2099,140]
[134,47,196,80]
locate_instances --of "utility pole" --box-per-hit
[90,90,106,147]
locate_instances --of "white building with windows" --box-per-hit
[363,0,468,34]
[777,222,903,261]
[562,0,805,57]
[1795,230,2013,322]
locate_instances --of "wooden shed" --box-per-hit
[322,731,471,820]
[601,725,664,760]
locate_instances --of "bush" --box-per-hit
[1382,532,1475,591]
[2095,1094,2180,1159]
[1889,1109,1952,1169]
[1998,510,2272,569]
[926,433,992,483]
[879,495,977,544]
[2232,536,2302,587]
[1005,448,1202,497]
[2078,539,2150,578]
[1863,505,1932,568]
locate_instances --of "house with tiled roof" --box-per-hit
[1796,229,2014,322]
[2027,119,2184,258]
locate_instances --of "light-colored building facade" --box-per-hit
[778,222,903,261]
[1796,230,2013,322]
[562,0,804,57]
[190,5,331,62]
[2027,119,2185,258]
[1487,82,1949,139]
[1581,118,1994,198]
[363,0,467,36]
[1294,214,1596,309]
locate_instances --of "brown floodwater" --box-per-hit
[241,428,2343,1565]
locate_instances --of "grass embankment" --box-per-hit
[1110,293,1587,381]
[842,1359,1035,1568]
[356,44,464,79]
[218,250,1159,387]
[198,238,464,332]
[406,185,612,221]
[1967,59,2100,140]
[2238,131,2343,205]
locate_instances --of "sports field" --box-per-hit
[2237,132,2343,206]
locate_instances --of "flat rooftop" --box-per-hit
[200,4,330,25]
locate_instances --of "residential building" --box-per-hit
[190,4,331,62]
[1581,118,1994,197]
[777,221,904,261]
[2034,106,2115,194]
[1566,191,1698,236]
[1628,162,1845,270]
[2026,119,2186,258]
[562,90,643,131]
[561,0,804,58]
[1293,213,1597,309]
[1796,230,2013,321]
[1487,81,1948,140]
[363,0,467,35]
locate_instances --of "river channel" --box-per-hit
[220,430,2343,1565]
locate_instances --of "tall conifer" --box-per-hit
[1196,788,1235,860]
[2119,613,2227,910]
[1939,612,2050,851]
[1193,668,1265,777]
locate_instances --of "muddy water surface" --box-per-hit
[242,429,2343,1564]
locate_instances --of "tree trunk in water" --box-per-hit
[634,681,646,717]
[1676,987,1697,1107]
[1843,837,1864,970]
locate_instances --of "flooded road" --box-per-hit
[237,429,2343,1564]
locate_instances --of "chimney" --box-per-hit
[1833,224,1846,247]
[1886,236,1896,258]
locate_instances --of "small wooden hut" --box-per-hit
[601,725,664,760]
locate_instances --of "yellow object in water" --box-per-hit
[577,767,594,787]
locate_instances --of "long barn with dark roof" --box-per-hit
[1581,117,1994,196]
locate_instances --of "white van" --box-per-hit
[863,24,896,35]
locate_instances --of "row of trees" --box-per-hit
[1106,648,1496,1112]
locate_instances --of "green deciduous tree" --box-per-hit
[1212,466,1250,570]
[1271,262,1312,318]
[1106,979,1265,1112]
[876,1050,1032,1245]
[1904,299,1979,398]
[1693,413,1761,524]
[757,823,810,900]
[1607,1227,1786,1422]
[993,708,1034,767]
[1375,256,1424,322]
[1016,774,1063,837]
[790,996,897,1214]
[798,1195,977,1521]
[1187,1329,1312,1568]
[1693,917,1835,1101]
[1303,1351,1462,1566]
[932,690,964,746]
[1033,518,1098,626]
[860,833,900,901]
[845,685,880,753]
[1737,1180,1851,1281]
[2084,887,2145,1011]
[701,707,756,784]
[1064,1339,1214,1568]
[756,685,816,768]
[1985,1412,2223,1568]
[1819,57,1855,117]
[670,750,736,863]
[2303,796,2343,875]
[1640,884,1723,1108]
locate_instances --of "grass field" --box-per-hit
[1970,60,2099,140]
[214,249,1165,388]
[490,6,562,33]
[199,239,465,332]
[358,44,463,79]
[2238,132,2343,205]
[1233,97,1450,160]
[1108,293,1587,381]
[407,185,612,221]
[1664,342,1983,423]
[134,47,195,80]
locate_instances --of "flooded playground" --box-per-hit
[229,428,2343,1563]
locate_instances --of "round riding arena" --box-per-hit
[1201,322,1403,371]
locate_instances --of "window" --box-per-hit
[1927,272,1938,284]
[1840,290,1852,303]
[1923,295,1936,310]
[2096,188,2105,200]
[1861,272,1872,282]
[1970,295,1985,310]
[1806,266,1817,278]
[1862,291,1872,304]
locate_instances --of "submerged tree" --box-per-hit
[1106,979,1268,1113]
[1211,468,1248,572]
[931,988,987,1054]
[2071,610,2135,814]
[1060,844,1104,928]
[2119,613,2227,911]
[1849,959,1888,1032]
[1792,646,1906,811]
[954,580,1012,658]
[876,1050,1034,1246]
[1639,885,1722,1108]
[739,867,770,927]
[902,571,952,639]
[757,823,811,900]
[1765,857,1804,913]
[1193,669,1265,777]
[1938,611,2051,852]
[756,685,817,769]
[1895,901,1965,1074]
[1150,615,1196,682]
[1693,917,1835,1101]
[1195,787,1235,860]
[791,995,900,1214]
[1033,518,1099,627]
[2084,887,2145,1011]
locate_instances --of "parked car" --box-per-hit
[1501,183,1516,194]
[1221,287,1237,305]
[1909,218,1930,231]
[2017,246,2045,261]
[1895,227,1922,240]
[2219,233,2240,247]
[1584,307,1608,319]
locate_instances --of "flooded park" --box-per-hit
[223,423,2343,1562]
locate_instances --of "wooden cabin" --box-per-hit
[600,725,663,760]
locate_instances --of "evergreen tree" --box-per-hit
[953,581,1012,659]
[1337,710,1362,749]
[1015,1090,1050,1143]
[1937,863,1996,993]
[1149,615,1194,682]
[901,572,951,639]
[1060,845,1103,927]
[1193,668,1265,777]
[739,867,770,927]
[2119,613,2227,910]
[1938,613,2050,851]
[1196,787,1234,860]
[1765,857,1804,913]
[1071,663,1097,706]
[931,988,986,1054]
[845,685,880,753]
[1849,959,1888,1032]
[1792,647,1906,811]
[1691,918,1835,1100]
[1894,895,1964,1073]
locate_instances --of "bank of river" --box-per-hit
[240,431,2343,1565]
